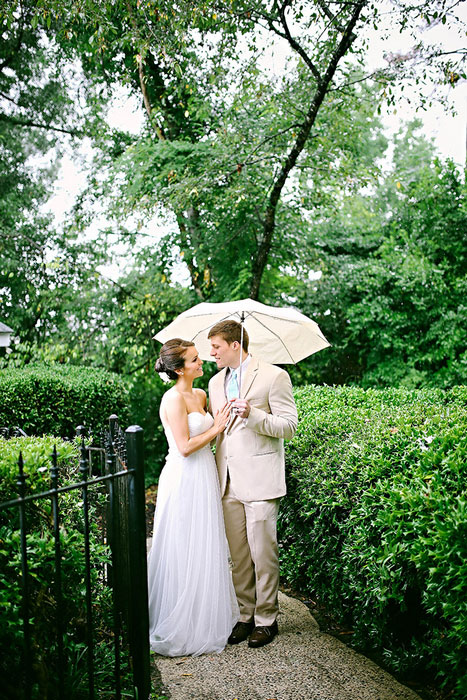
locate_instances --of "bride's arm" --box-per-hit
[164,393,231,457]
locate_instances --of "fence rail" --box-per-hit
[0,416,151,700]
[0,425,28,438]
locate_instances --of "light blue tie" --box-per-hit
[227,369,239,400]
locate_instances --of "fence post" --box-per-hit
[125,425,150,700]
[17,451,32,699]
[78,426,95,700]
[50,445,65,699]
[109,414,118,442]
[106,419,121,699]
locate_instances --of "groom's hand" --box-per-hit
[232,399,250,419]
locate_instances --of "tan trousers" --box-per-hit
[222,479,280,626]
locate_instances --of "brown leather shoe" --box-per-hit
[228,621,255,644]
[248,621,278,648]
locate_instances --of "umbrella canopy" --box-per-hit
[153,298,330,365]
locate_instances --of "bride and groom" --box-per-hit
[147,320,298,656]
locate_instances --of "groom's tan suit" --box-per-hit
[209,356,297,626]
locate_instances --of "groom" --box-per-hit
[208,320,298,648]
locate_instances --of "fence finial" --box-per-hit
[50,445,59,487]
[17,451,26,497]
[109,415,118,441]
[78,430,89,479]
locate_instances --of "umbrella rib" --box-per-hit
[250,310,328,340]
[213,309,297,363]
[250,315,296,363]
[178,309,244,320]
[185,312,244,341]
[186,309,297,363]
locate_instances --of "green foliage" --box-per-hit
[279,384,467,697]
[293,136,467,389]
[126,369,168,484]
[0,364,129,437]
[0,436,136,698]
[0,0,109,347]
[20,0,464,303]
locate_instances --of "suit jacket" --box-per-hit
[208,357,298,501]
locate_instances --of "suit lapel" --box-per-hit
[214,358,259,433]
[240,357,259,399]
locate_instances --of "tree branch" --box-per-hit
[228,122,303,176]
[265,1,322,84]
[0,112,82,136]
[0,91,21,106]
[125,0,166,140]
[127,353,158,375]
[2,231,44,251]
[96,270,146,301]
[315,0,346,33]
[250,0,366,299]
[176,212,204,300]
[0,0,27,72]
[330,69,387,92]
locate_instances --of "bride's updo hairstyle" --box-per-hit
[155,338,195,381]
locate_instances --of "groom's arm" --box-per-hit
[244,370,297,440]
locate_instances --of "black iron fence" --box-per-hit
[0,425,28,438]
[0,415,151,700]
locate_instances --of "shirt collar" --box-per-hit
[228,353,251,375]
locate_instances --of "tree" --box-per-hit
[293,121,467,388]
[0,0,109,349]
[16,0,465,303]
[1,2,465,478]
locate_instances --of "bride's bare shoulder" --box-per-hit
[162,388,183,405]
[160,388,185,416]
[194,388,207,405]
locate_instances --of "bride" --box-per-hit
[147,338,239,656]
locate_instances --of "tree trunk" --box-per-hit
[249,0,366,300]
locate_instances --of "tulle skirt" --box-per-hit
[147,442,238,657]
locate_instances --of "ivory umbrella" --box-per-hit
[154,298,331,393]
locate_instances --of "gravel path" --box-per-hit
[151,591,422,700]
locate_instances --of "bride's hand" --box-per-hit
[214,402,232,433]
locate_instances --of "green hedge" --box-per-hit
[0,364,129,437]
[279,385,467,698]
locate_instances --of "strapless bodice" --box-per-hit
[163,412,214,457]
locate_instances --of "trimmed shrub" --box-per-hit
[279,385,467,698]
[0,364,129,437]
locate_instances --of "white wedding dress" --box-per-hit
[147,411,239,656]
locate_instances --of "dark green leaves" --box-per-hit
[280,384,467,697]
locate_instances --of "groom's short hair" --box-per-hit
[208,320,249,352]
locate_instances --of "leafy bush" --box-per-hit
[279,385,467,698]
[0,436,132,698]
[0,364,129,438]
